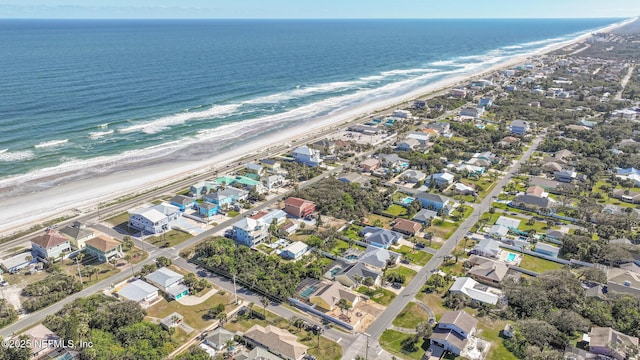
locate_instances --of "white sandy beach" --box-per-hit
[0,18,633,236]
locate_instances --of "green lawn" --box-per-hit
[386,204,408,217]
[427,220,457,239]
[392,302,431,328]
[394,245,433,266]
[379,329,428,360]
[147,230,192,248]
[106,212,130,227]
[343,224,363,240]
[256,244,274,254]
[367,214,393,229]
[477,319,518,360]
[146,292,235,330]
[227,210,240,217]
[357,286,396,306]
[329,239,351,256]
[386,266,418,285]
[517,219,548,233]
[415,292,448,321]
[519,254,564,274]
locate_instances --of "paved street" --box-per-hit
[343,134,544,359]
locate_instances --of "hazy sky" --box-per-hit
[0,0,638,19]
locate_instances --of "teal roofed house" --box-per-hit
[215,175,264,192]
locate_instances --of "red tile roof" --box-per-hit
[31,230,69,249]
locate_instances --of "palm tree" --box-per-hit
[225,339,234,354]
[108,258,117,269]
[124,254,134,277]
[260,296,269,318]
[216,312,228,325]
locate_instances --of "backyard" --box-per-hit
[357,286,396,306]
[518,254,565,274]
[146,230,193,248]
[146,291,235,330]
[392,302,431,328]
[379,329,429,360]
[394,245,433,266]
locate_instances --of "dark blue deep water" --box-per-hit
[0,18,623,184]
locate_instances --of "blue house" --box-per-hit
[292,146,322,167]
[415,192,452,213]
[170,195,196,211]
[361,226,404,249]
[510,120,530,136]
[198,202,219,217]
[478,97,493,109]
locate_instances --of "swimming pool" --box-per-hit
[506,253,517,262]
[345,255,358,260]
[300,286,318,298]
[402,197,415,204]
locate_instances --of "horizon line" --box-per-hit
[0,16,634,20]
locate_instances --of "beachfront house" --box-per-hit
[188,180,218,199]
[261,159,282,173]
[84,236,123,263]
[128,203,181,234]
[31,229,71,261]
[244,162,265,176]
[59,222,95,250]
[292,146,322,167]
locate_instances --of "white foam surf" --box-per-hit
[34,139,68,148]
[0,150,36,162]
[119,103,242,134]
[89,130,114,139]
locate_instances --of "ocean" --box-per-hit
[0,18,623,191]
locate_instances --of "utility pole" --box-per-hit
[233,274,238,305]
[364,332,370,360]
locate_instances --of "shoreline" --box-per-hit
[0,18,633,237]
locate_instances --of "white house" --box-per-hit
[280,241,309,260]
[128,204,181,234]
[449,277,501,305]
[117,279,159,303]
[292,146,322,167]
[145,267,190,300]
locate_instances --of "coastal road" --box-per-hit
[342,134,544,359]
[615,64,636,101]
